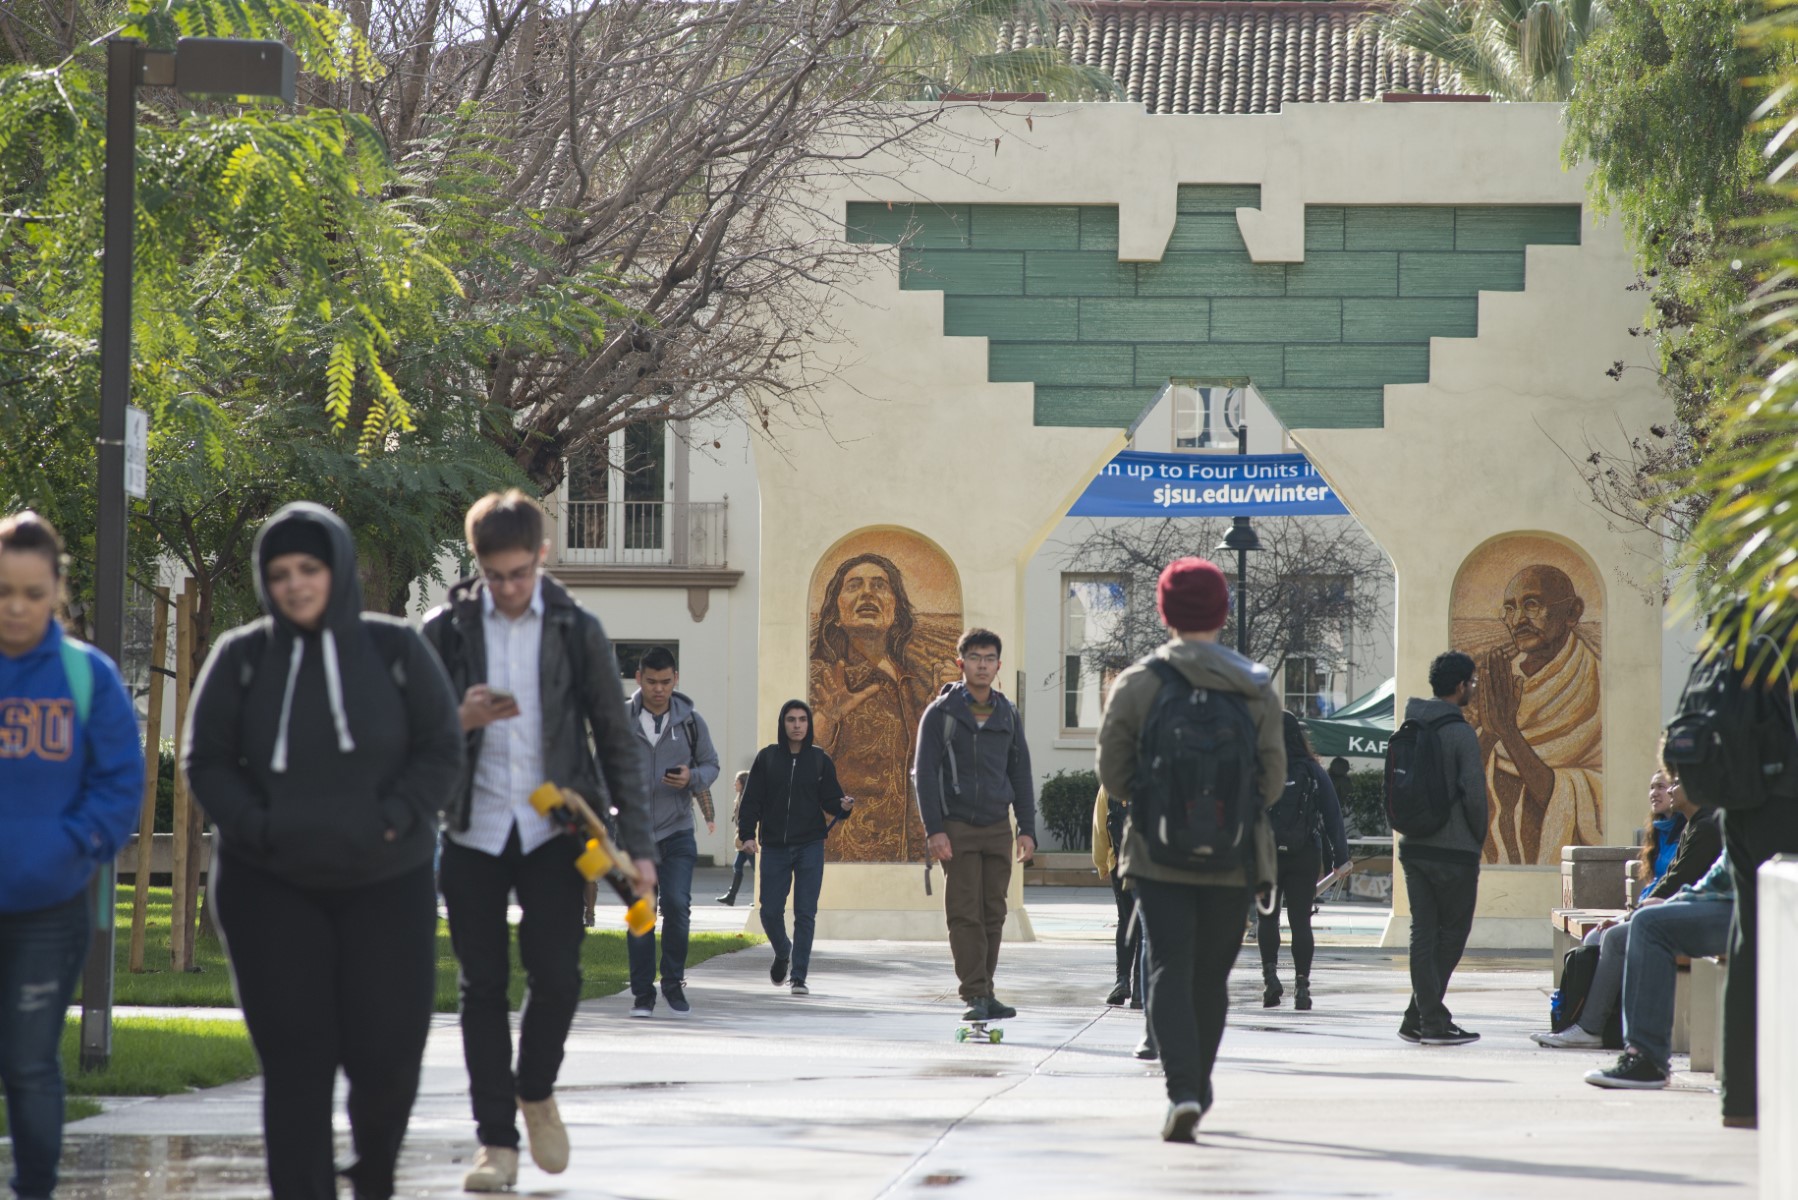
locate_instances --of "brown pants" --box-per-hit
[942,819,1013,1002]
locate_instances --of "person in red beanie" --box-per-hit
[1095,556,1283,1143]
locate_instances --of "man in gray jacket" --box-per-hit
[1397,650,1490,1046]
[625,646,721,1017]
[914,628,1037,1022]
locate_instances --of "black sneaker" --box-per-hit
[1397,1018,1422,1044]
[1420,1023,1480,1046]
[985,996,1017,1020]
[1105,980,1130,1006]
[961,996,991,1021]
[628,993,654,1019]
[663,981,690,1015]
[1585,1051,1668,1090]
[1160,1099,1202,1142]
[771,957,789,986]
[1133,1035,1158,1061]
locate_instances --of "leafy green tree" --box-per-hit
[1374,0,1611,102]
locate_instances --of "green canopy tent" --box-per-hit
[1301,677,1394,761]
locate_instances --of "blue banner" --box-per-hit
[1068,451,1349,518]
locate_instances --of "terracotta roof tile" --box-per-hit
[998,0,1463,114]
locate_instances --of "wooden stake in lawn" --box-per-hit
[170,585,195,973]
[128,587,170,973]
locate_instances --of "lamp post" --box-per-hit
[1212,398,1259,657]
[87,34,296,1072]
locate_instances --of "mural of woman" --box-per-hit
[808,534,961,863]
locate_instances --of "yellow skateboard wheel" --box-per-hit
[528,782,564,817]
[576,839,614,881]
[624,897,656,936]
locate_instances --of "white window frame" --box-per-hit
[1062,573,1128,734]
[1170,383,1242,453]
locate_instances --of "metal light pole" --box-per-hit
[85,35,296,1072]
[1214,401,1260,657]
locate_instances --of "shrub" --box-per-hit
[1038,769,1099,851]
[1338,768,1390,837]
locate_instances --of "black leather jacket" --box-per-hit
[421,574,654,861]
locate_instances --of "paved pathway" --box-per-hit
[31,883,1759,1197]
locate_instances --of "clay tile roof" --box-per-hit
[997,1,1464,114]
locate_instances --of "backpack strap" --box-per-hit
[58,637,94,726]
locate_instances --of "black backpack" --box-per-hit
[1130,658,1259,871]
[1384,710,1465,838]
[1663,622,1798,812]
[1551,943,1624,1047]
[1268,764,1319,853]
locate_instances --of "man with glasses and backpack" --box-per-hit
[1388,650,1489,1047]
[914,628,1038,1025]
[1096,558,1283,1143]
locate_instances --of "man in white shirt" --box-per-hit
[423,490,655,1193]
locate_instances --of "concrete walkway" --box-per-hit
[37,883,1758,1198]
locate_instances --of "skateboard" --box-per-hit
[955,1020,1003,1044]
[528,783,656,936]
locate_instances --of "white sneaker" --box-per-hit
[518,1095,570,1174]
[1531,1026,1604,1048]
[462,1145,518,1192]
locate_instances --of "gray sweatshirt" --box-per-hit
[1395,696,1489,864]
[627,690,721,842]
[913,683,1037,839]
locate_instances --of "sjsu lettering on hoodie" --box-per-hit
[0,697,75,761]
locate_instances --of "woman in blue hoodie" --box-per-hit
[0,511,144,1200]
[184,504,463,1200]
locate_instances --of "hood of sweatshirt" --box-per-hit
[777,698,815,749]
[251,503,365,773]
[1151,636,1274,698]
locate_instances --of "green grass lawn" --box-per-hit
[0,1016,259,1136]
[108,887,760,1012]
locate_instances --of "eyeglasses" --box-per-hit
[1503,597,1573,622]
[482,563,538,589]
[963,654,1000,665]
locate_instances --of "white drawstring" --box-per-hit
[269,631,357,773]
[270,638,304,773]
[320,628,357,755]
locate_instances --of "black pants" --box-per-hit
[214,853,438,1200]
[1109,874,1135,989]
[1721,802,1798,1119]
[440,831,586,1150]
[1258,844,1321,979]
[1132,878,1250,1107]
[1401,857,1480,1032]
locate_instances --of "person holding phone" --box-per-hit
[624,646,720,1017]
[422,490,656,1193]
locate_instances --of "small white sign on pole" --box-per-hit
[125,406,147,500]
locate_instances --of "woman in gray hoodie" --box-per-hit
[184,503,464,1200]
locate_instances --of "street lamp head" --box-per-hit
[1216,520,1261,554]
[173,38,297,104]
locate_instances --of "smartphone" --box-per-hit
[487,688,518,707]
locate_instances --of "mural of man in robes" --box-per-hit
[1475,564,1603,864]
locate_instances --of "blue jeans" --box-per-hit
[758,841,824,983]
[1621,898,1733,1072]
[628,829,697,998]
[0,891,91,1200]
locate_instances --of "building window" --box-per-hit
[1063,575,1127,732]
[1283,655,1337,718]
[566,420,671,553]
[1171,384,1242,452]
[614,640,680,679]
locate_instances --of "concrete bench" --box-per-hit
[1688,955,1727,1073]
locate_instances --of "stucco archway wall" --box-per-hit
[753,101,1669,947]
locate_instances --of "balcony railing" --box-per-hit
[562,500,728,567]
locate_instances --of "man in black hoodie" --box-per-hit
[913,628,1037,1022]
[186,503,465,1200]
[737,699,854,994]
[421,491,655,1192]
[1396,650,1490,1047]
